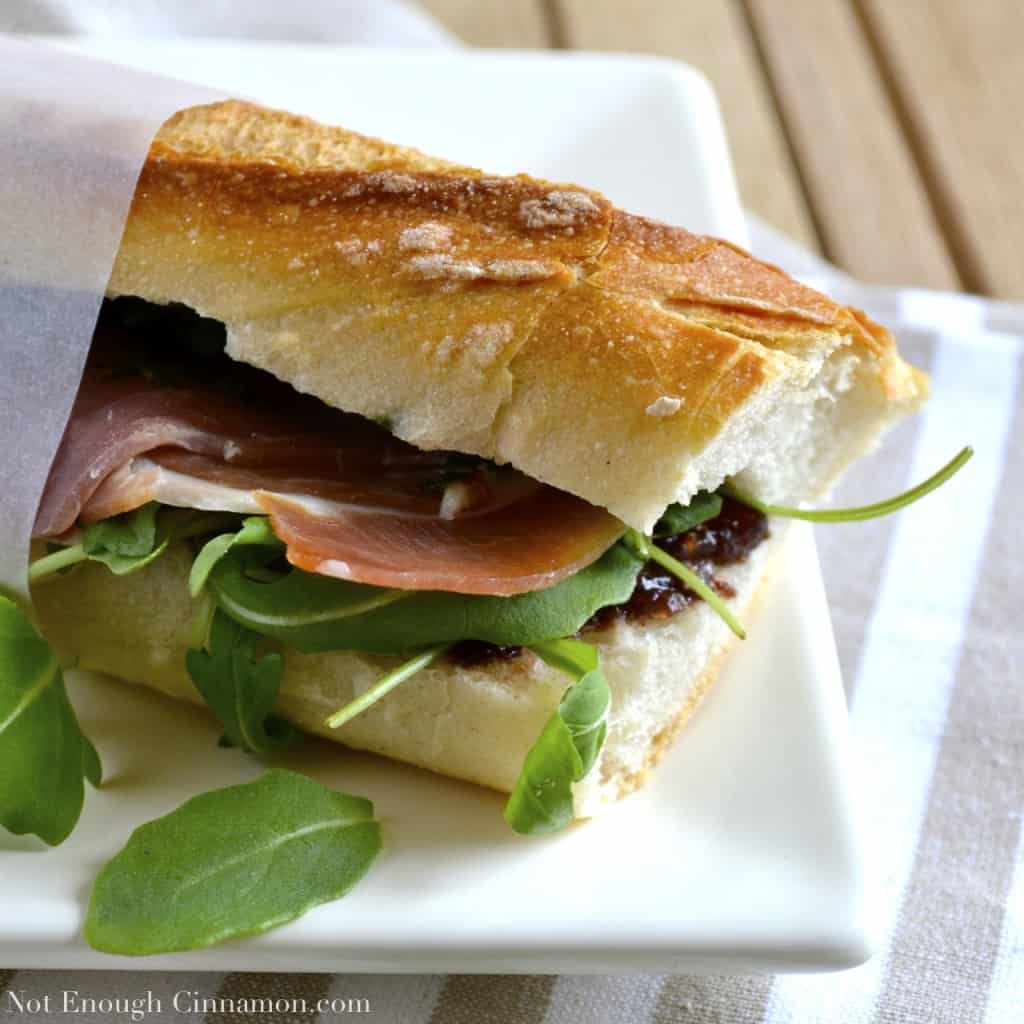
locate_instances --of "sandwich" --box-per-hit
[5,100,962,954]
[28,99,934,816]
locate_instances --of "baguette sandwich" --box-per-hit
[27,100,931,833]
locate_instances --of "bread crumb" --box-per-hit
[399,222,453,251]
[223,440,242,461]
[520,190,599,228]
[645,396,682,418]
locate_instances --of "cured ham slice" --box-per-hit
[36,369,624,595]
[78,455,264,523]
[256,489,625,596]
[34,368,452,537]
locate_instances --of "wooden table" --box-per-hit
[421,0,1023,298]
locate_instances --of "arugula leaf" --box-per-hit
[30,506,245,586]
[185,612,295,754]
[653,491,722,538]
[29,504,170,583]
[722,446,973,522]
[82,735,103,788]
[0,597,99,845]
[81,503,166,573]
[207,542,643,656]
[188,516,282,597]
[84,769,381,955]
[504,638,611,836]
[326,644,449,729]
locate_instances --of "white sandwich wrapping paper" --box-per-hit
[1,9,1022,1024]
[0,37,221,597]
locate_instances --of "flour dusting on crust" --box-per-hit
[520,190,600,228]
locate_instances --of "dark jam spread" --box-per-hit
[584,496,768,632]
[660,496,770,566]
[447,640,524,669]
[445,496,769,668]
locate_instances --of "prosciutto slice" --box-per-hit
[256,489,624,596]
[36,368,624,595]
[34,369,453,537]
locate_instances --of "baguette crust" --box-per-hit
[108,101,926,530]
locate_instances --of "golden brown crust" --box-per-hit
[108,100,926,529]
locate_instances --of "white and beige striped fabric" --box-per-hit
[4,2,1023,1020]
[2,222,1020,1024]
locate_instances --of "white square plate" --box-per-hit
[1,43,871,973]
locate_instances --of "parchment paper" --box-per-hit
[0,36,222,598]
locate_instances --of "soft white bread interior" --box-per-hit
[107,101,927,533]
[33,533,781,817]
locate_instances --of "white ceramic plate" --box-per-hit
[1,43,871,973]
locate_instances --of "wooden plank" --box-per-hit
[746,0,959,290]
[418,0,551,48]
[557,0,820,249]
[859,0,1024,297]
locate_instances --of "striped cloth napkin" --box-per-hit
[4,5,1022,1024]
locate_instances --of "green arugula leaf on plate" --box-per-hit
[504,637,611,836]
[0,596,100,845]
[82,734,103,789]
[185,611,295,755]
[85,769,381,955]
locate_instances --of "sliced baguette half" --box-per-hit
[34,529,782,818]
[107,101,926,532]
